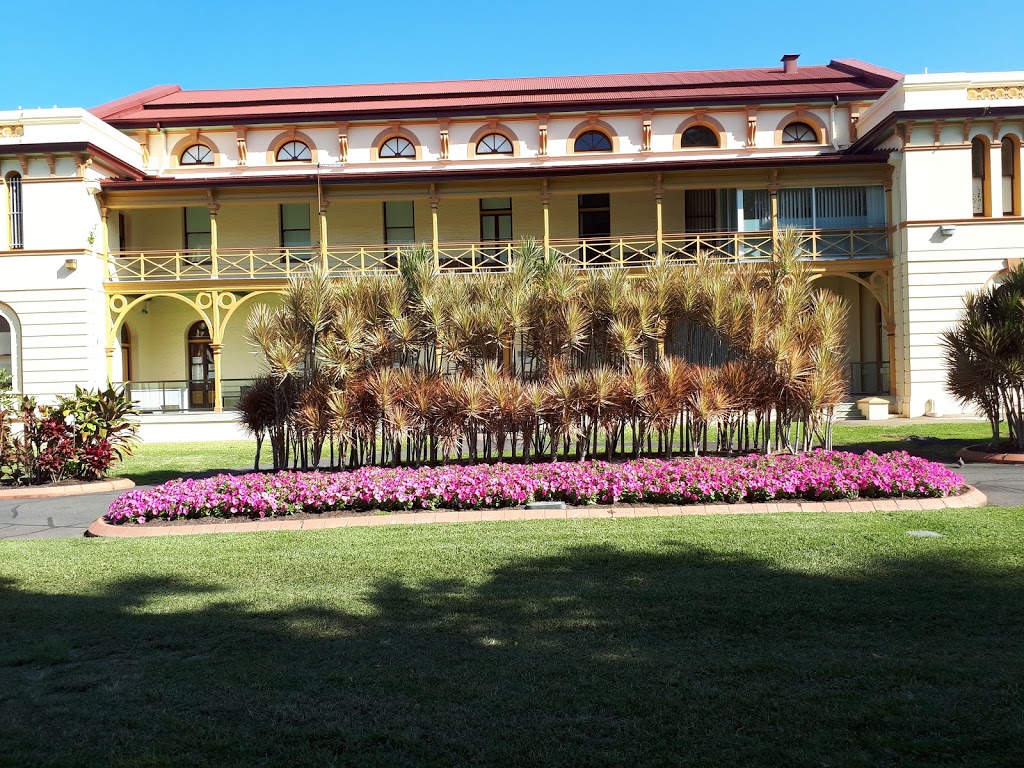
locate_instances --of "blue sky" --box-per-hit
[2,0,1022,111]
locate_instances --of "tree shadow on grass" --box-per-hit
[836,436,983,464]
[1,545,1022,767]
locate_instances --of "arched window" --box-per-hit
[476,133,514,155]
[379,136,416,159]
[180,144,214,165]
[0,306,20,391]
[574,130,613,152]
[1002,135,1020,216]
[5,172,23,250]
[972,136,990,217]
[781,122,818,144]
[681,125,719,148]
[276,141,312,162]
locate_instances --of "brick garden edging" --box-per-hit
[85,485,988,538]
[958,445,1024,465]
[2,477,134,501]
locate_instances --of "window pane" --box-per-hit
[282,230,311,247]
[481,217,497,241]
[575,130,612,152]
[778,188,813,228]
[186,232,212,250]
[385,201,415,228]
[184,207,211,234]
[480,197,512,211]
[971,139,986,178]
[386,226,415,245]
[579,211,610,238]
[277,141,311,161]
[742,189,771,231]
[782,122,818,143]
[682,126,718,147]
[281,203,310,229]
[478,133,513,154]
[497,215,513,240]
[578,193,610,209]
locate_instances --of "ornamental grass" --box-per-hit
[105,451,964,525]
[239,231,852,473]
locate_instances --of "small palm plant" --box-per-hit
[942,264,1024,450]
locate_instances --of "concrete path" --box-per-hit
[0,490,129,540]
[1,461,1021,541]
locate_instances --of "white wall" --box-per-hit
[0,251,107,398]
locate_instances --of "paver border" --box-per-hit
[85,485,988,538]
[958,445,1024,465]
[2,477,134,501]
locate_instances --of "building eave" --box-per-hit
[99,151,892,192]
[0,142,145,179]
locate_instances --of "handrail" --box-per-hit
[106,228,890,282]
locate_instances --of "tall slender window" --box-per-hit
[280,203,312,259]
[480,198,512,241]
[1002,136,1020,216]
[183,207,212,263]
[384,201,415,244]
[5,172,23,249]
[972,137,990,217]
[578,194,611,238]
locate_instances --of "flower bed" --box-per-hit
[105,451,965,525]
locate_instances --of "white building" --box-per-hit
[1,56,1021,438]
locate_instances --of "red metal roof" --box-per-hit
[92,59,901,127]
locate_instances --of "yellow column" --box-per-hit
[654,174,664,259]
[319,199,329,269]
[99,203,111,280]
[105,346,115,384]
[769,189,779,239]
[429,185,440,266]
[208,202,220,277]
[541,179,551,255]
[211,343,224,413]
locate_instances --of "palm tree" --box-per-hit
[942,264,1024,449]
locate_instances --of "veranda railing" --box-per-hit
[105,228,889,282]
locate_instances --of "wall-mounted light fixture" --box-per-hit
[141,299,152,315]
[940,224,957,236]
[64,258,78,271]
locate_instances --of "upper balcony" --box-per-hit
[106,229,890,283]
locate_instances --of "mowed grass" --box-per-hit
[2,510,1022,767]
[111,441,258,485]
[110,422,995,486]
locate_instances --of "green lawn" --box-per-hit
[1,511,1022,766]
[111,441,258,485]
[110,422,995,486]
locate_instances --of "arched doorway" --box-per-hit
[812,274,890,395]
[0,304,20,392]
[187,321,215,409]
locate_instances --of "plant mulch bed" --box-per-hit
[86,485,987,538]
[958,444,1024,465]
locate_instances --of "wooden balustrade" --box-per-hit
[105,229,890,282]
